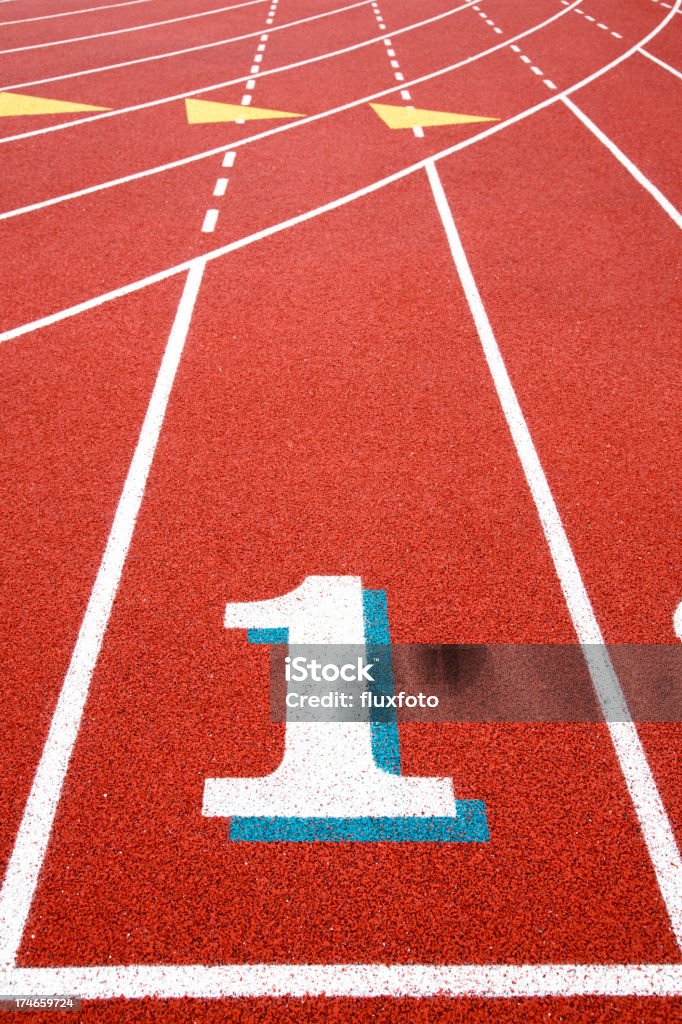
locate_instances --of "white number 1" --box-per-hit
[203,576,458,821]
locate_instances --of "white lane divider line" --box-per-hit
[573,5,624,38]
[563,95,682,228]
[0,257,208,966]
[0,0,160,28]
[0,0,268,56]
[372,0,422,135]
[426,157,682,950]
[199,9,274,228]
[201,208,219,232]
[474,4,556,90]
[471,8,508,46]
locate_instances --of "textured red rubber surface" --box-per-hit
[1,0,681,1019]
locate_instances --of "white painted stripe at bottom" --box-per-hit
[0,260,207,966]
[0,964,681,999]
[562,97,682,228]
[425,158,682,950]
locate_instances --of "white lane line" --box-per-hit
[0,0,160,27]
[563,96,682,228]
[0,0,582,163]
[530,64,543,74]
[543,78,557,89]
[520,53,532,62]
[425,157,682,949]
[640,46,682,81]
[373,0,420,137]
[0,0,267,55]
[0,0,477,135]
[201,208,219,232]
[575,3,623,42]
[0,963,682,999]
[201,0,271,229]
[0,259,207,966]
[0,0,678,346]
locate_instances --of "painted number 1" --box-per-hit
[203,576,488,842]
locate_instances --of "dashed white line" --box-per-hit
[426,155,682,950]
[0,0,679,350]
[213,178,229,197]
[576,5,625,41]
[201,209,219,233]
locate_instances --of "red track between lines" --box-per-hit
[0,0,681,1020]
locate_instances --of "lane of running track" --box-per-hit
[1,2,681,1020]
[0,0,547,191]
[0,277,187,877]
[16,174,680,972]
[433,90,682,827]
[0,0,663,334]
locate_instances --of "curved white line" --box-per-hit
[0,0,581,204]
[0,0,267,55]
[1,0,678,346]
[1,0,376,94]
[0,0,161,27]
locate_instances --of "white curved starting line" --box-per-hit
[0,0,582,205]
[0,0,267,55]
[0,0,678,347]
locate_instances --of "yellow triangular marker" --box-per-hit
[370,102,498,130]
[185,98,303,124]
[0,91,109,117]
